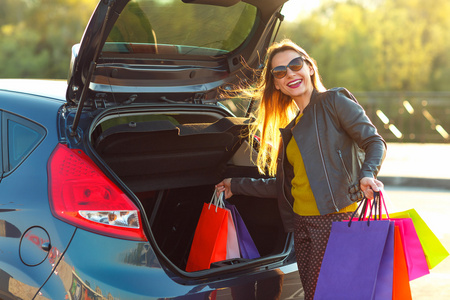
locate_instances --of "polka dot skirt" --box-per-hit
[293,212,353,300]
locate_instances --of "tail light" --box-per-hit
[48,144,147,241]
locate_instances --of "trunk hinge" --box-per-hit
[193,93,206,104]
[70,0,116,137]
[95,99,107,109]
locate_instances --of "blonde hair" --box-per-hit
[240,39,326,176]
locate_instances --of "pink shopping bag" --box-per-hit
[379,191,429,280]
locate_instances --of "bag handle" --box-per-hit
[348,198,368,227]
[366,190,389,220]
[379,189,390,219]
[348,190,384,227]
[209,188,225,212]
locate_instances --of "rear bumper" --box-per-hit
[39,228,300,299]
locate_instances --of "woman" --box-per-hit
[216,39,386,299]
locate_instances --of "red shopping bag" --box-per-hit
[186,201,229,272]
[393,225,412,300]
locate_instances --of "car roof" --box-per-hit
[0,79,67,101]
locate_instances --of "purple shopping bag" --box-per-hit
[225,202,260,259]
[315,219,393,300]
[375,221,395,299]
[340,218,395,299]
[342,218,395,299]
[316,193,395,300]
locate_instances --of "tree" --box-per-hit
[2,0,450,89]
[278,0,450,91]
[0,0,96,79]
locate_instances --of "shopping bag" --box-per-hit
[389,217,429,280]
[186,194,229,272]
[374,221,395,300]
[224,206,240,259]
[392,225,412,300]
[315,220,392,300]
[345,194,396,299]
[390,208,449,269]
[379,191,429,280]
[225,201,260,259]
[315,196,393,300]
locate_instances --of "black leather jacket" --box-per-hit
[231,88,386,232]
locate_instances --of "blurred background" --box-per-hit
[1,0,450,143]
[279,0,450,144]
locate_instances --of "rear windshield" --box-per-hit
[103,0,258,57]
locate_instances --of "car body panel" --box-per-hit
[0,79,67,102]
[40,228,294,299]
[0,85,78,298]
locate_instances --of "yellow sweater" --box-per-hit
[286,115,357,216]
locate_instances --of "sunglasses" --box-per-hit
[271,57,305,79]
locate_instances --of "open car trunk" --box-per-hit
[90,107,289,271]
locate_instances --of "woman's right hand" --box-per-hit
[215,178,233,199]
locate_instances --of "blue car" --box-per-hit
[0,0,302,299]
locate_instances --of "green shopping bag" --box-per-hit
[390,209,449,269]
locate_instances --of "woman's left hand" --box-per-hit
[359,177,384,199]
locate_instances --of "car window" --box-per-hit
[219,97,252,118]
[0,112,2,178]
[3,112,46,173]
[103,0,258,57]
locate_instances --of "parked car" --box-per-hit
[0,0,301,299]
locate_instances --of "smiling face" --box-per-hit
[271,49,315,107]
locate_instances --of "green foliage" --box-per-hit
[0,0,96,79]
[278,0,450,91]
